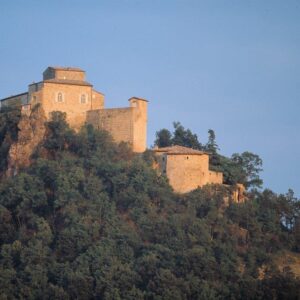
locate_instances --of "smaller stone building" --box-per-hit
[154,145,223,193]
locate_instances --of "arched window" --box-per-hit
[57,92,63,102]
[80,94,87,104]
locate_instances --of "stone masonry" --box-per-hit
[154,145,223,193]
[0,67,148,153]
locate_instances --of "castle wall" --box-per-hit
[165,154,211,193]
[28,82,43,94]
[86,98,147,153]
[43,68,55,80]
[0,67,147,154]
[208,170,223,185]
[55,70,85,81]
[29,90,43,107]
[85,109,100,126]
[91,90,104,110]
[1,93,28,108]
[42,82,93,129]
[43,67,85,81]
[130,98,148,153]
[87,108,134,146]
[28,82,43,105]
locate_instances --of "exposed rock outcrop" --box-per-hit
[6,105,47,176]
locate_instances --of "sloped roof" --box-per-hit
[128,97,148,102]
[153,145,208,155]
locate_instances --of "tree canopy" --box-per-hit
[0,111,299,299]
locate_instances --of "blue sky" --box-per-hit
[0,0,299,196]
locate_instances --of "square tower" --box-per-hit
[43,66,86,81]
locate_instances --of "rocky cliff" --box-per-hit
[6,105,46,176]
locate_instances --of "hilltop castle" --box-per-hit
[0,66,244,200]
[0,66,148,153]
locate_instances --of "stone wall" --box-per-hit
[43,67,85,81]
[43,68,55,80]
[55,69,85,81]
[130,98,148,153]
[42,82,103,130]
[91,90,104,110]
[165,154,211,193]
[28,82,43,95]
[87,107,133,146]
[86,98,148,153]
[208,170,223,185]
[1,93,28,108]
[156,151,225,193]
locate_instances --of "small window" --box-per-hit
[80,94,88,104]
[57,92,64,103]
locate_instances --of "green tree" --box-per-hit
[154,128,172,147]
[0,115,299,299]
[231,151,263,189]
[44,111,74,152]
[205,129,219,154]
[172,122,202,149]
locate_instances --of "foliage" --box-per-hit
[0,113,299,299]
[154,128,172,147]
[155,124,263,189]
[231,152,263,189]
[205,129,219,154]
[154,122,203,150]
[0,107,21,172]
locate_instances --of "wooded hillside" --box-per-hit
[0,110,299,299]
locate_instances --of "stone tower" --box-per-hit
[129,97,148,153]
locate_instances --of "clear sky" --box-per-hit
[0,0,299,196]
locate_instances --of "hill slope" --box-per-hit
[0,110,299,299]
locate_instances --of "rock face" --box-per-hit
[6,105,47,176]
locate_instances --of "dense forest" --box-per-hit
[0,108,299,299]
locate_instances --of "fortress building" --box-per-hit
[0,66,148,153]
[154,145,223,193]
[153,145,245,201]
[0,66,245,199]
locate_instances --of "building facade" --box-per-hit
[154,145,223,193]
[0,67,148,153]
